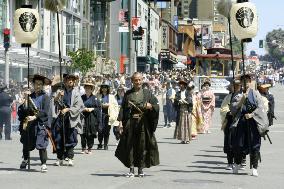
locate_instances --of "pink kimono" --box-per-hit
[200,88,215,133]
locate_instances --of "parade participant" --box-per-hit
[257,83,275,126]
[18,74,51,172]
[189,84,202,139]
[80,78,102,154]
[220,79,241,170]
[53,73,84,166]
[115,72,160,178]
[0,83,13,140]
[97,81,119,150]
[173,79,193,144]
[230,74,269,176]
[113,85,125,144]
[165,82,176,128]
[200,79,215,134]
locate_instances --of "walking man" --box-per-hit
[115,72,160,177]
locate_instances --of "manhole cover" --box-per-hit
[173,179,223,184]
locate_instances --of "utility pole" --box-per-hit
[4,49,9,88]
[147,0,151,58]
[128,0,132,74]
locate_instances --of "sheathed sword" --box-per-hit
[128,100,144,114]
[263,131,272,144]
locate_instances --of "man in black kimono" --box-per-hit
[115,72,160,178]
[18,74,51,172]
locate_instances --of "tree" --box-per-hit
[265,29,284,63]
[68,49,96,76]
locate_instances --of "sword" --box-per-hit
[263,131,272,144]
[128,100,144,114]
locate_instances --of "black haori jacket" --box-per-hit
[115,88,160,168]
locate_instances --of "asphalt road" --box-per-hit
[0,84,284,189]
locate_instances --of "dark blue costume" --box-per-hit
[0,89,13,140]
[18,91,49,167]
[231,89,264,169]
[97,94,110,150]
[52,88,78,160]
[81,94,101,150]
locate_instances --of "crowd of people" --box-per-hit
[0,67,278,178]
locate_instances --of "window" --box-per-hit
[138,4,142,16]
[155,42,158,53]
[50,13,56,52]
[40,8,44,49]
[214,17,218,21]
[155,18,158,30]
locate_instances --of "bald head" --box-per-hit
[131,72,143,90]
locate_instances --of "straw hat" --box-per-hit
[82,78,95,87]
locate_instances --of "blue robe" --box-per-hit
[81,94,101,137]
[18,91,49,150]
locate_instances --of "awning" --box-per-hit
[150,57,159,64]
[137,56,159,64]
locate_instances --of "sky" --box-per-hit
[246,0,284,55]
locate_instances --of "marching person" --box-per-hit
[97,81,119,150]
[113,85,126,145]
[165,81,176,128]
[18,74,51,172]
[200,79,215,134]
[257,82,275,126]
[115,72,160,178]
[0,83,13,140]
[173,79,193,144]
[80,78,102,154]
[52,73,84,166]
[230,74,269,176]
[220,79,242,170]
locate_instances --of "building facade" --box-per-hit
[0,0,95,82]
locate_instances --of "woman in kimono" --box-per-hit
[174,80,193,144]
[113,85,125,144]
[80,78,102,154]
[190,85,203,139]
[200,80,215,134]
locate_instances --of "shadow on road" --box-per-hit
[192,160,227,165]
[0,167,40,172]
[187,165,225,170]
[194,154,226,158]
[200,150,223,153]
[157,141,181,144]
[90,173,125,177]
[160,169,246,175]
[210,145,223,149]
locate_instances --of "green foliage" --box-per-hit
[266,29,284,63]
[68,49,95,76]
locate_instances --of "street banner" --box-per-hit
[132,17,142,40]
[118,10,129,33]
